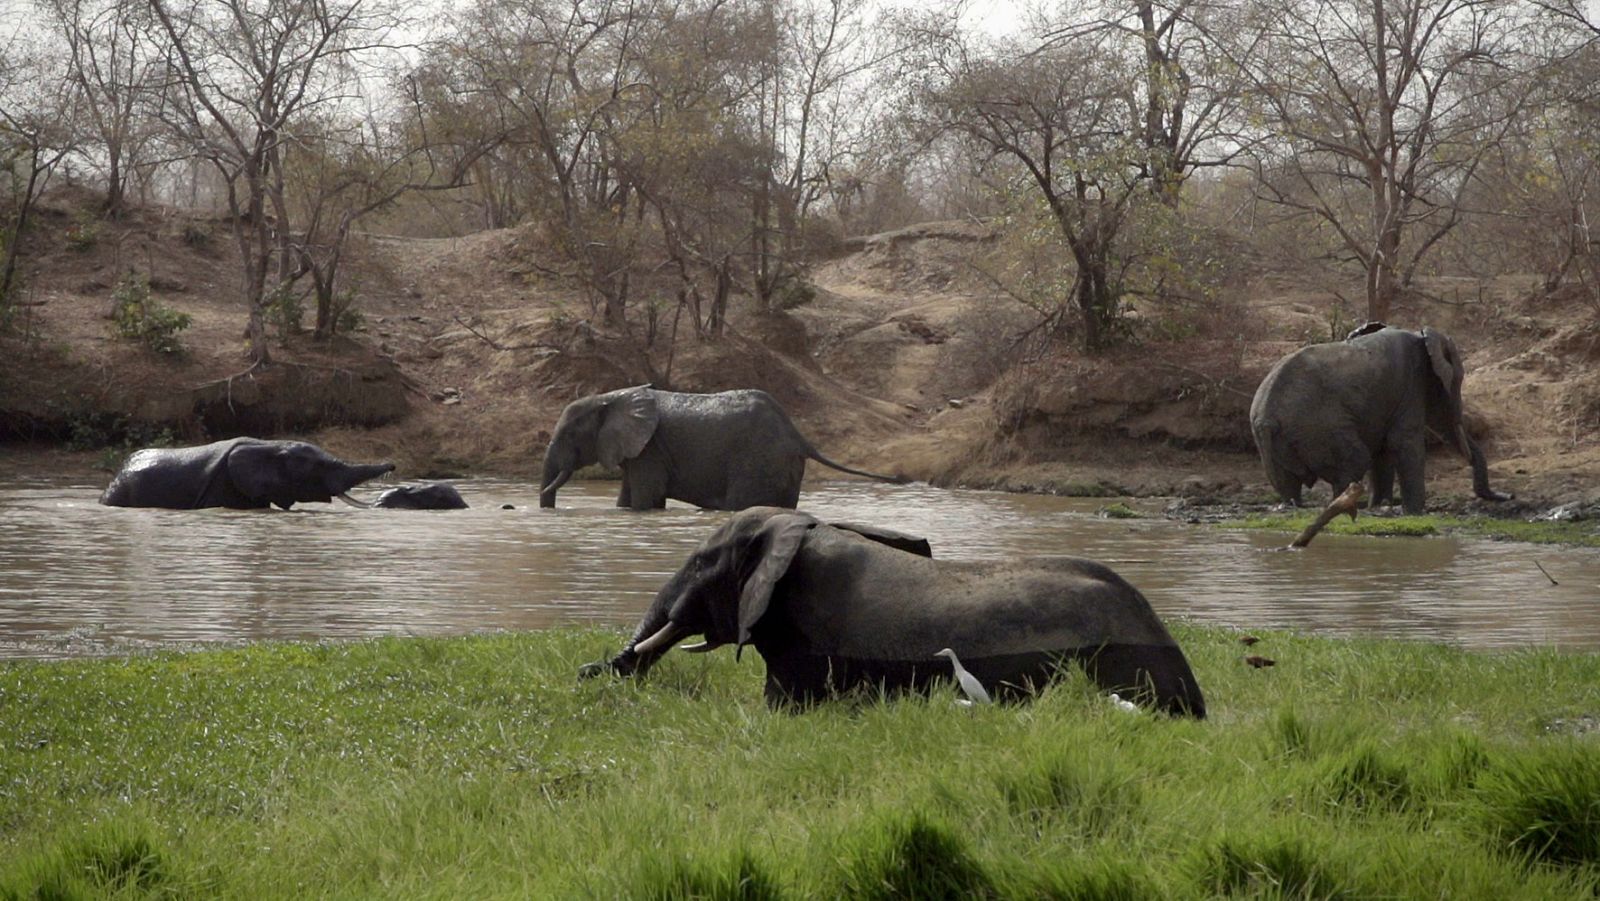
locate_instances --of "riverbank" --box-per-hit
[2,628,1596,897]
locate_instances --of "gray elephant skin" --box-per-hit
[579,507,1206,717]
[539,386,906,510]
[1250,324,1511,514]
[100,437,394,510]
[372,482,469,509]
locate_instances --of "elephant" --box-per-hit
[1250,323,1513,515]
[538,386,907,510]
[371,482,469,509]
[100,437,395,510]
[578,507,1206,717]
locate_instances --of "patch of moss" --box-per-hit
[1098,502,1139,519]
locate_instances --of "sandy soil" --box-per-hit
[2,192,1597,514]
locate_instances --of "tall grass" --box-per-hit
[1,626,1597,898]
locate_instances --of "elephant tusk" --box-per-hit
[679,640,724,654]
[632,621,689,655]
[338,492,374,508]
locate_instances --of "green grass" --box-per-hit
[1219,512,1600,546]
[2,628,1598,898]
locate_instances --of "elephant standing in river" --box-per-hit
[539,386,906,510]
[372,482,469,509]
[100,438,394,510]
[1250,324,1512,514]
[579,507,1206,717]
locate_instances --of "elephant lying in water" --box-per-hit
[100,438,394,510]
[539,386,906,510]
[580,507,1206,717]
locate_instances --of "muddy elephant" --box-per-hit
[372,482,468,509]
[1250,323,1512,514]
[538,386,906,510]
[579,507,1206,717]
[100,437,394,510]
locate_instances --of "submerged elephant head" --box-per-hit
[539,386,658,508]
[372,482,469,509]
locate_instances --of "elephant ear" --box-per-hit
[830,521,933,557]
[1421,328,1460,392]
[734,512,818,652]
[597,387,660,468]
[225,441,286,505]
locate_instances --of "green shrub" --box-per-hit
[264,283,304,342]
[111,272,191,353]
[65,213,100,251]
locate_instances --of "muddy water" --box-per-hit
[2,478,1598,658]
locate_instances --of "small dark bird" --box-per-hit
[1244,655,1276,668]
[1239,635,1261,646]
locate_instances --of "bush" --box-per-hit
[111,272,191,354]
[65,213,100,251]
[264,283,304,342]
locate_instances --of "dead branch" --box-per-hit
[1289,481,1365,549]
[452,316,562,352]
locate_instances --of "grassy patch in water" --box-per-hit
[1,628,1598,898]
[1219,512,1600,546]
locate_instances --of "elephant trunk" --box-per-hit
[1460,427,1512,502]
[539,447,573,508]
[336,462,395,498]
[577,569,686,679]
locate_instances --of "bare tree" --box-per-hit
[39,0,162,217]
[148,0,396,365]
[0,33,81,305]
[1229,0,1528,321]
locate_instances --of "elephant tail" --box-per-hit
[805,448,911,485]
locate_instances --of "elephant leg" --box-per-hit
[616,474,632,509]
[1369,453,1396,507]
[1323,434,1373,502]
[1266,465,1305,507]
[1392,433,1429,515]
[621,459,669,511]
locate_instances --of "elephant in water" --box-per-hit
[579,507,1206,717]
[100,438,394,510]
[538,386,906,510]
[371,482,469,509]
[1250,323,1513,514]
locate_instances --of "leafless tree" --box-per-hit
[0,33,82,304]
[148,0,397,365]
[39,0,163,217]
[1228,0,1529,322]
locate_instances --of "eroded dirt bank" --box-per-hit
[2,198,1597,518]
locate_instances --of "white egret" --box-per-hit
[935,648,992,706]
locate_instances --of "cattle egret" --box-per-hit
[935,648,992,705]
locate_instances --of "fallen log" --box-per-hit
[1289,482,1365,549]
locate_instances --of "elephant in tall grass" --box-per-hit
[1250,324,1512,514]
[580,507,1206,717]
[539,386,905,510]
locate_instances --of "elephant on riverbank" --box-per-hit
[538,386,907,510]
[579,507,1206,717]
[1250,323,1512,514]
[100,438,394,510]
[372,482,469,509]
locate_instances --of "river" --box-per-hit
[2,478,1597,658]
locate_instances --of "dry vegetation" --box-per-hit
[2,186,1598,515]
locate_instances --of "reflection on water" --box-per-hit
[2,477,1598,658]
